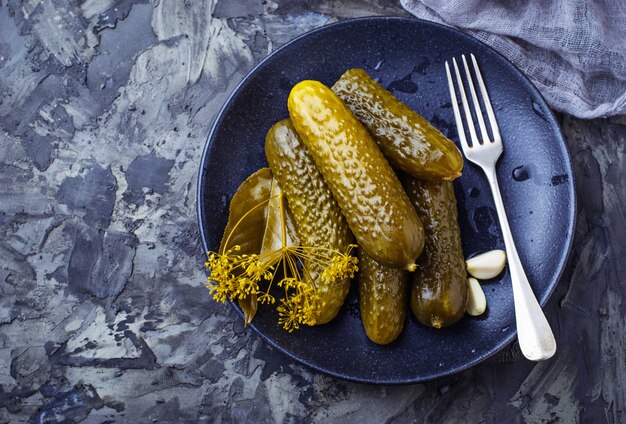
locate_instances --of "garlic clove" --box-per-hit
[466,249,506,279]
[466,277,486,316]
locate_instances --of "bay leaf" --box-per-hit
[219,168,273,255]
[219,168,273,326]
[239,294,258,328]
[217,167,298,327]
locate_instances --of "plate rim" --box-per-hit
[196,16,577,384]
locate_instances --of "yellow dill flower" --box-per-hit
[320,246,359,284]
[277,277,299,289]
[292,288,323,327]
[257,292,276,305]
[243,255,274,280]
[207,244,358,330]
[277,298,300,332]
[235,278,259,299]
[207,280,231,303]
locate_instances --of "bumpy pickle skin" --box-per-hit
[288,80,424,270]
[265,119,354,324]
[405,177,468,328]
[358,249,408,345]
[332,69,463,181]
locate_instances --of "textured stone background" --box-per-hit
[0,1,624,423]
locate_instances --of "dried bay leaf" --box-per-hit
[218,167,297,327]
[239,293,258,328]
[219,168,272,325]
[219,168,273,255]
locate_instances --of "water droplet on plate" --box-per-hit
[512,166,529,181]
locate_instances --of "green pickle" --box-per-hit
[333,69,463,181]
[405,177,468,328]
[288,80,424,270]
[358,249,408,345]
[265,119,353,324]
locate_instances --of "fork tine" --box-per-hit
[452,57,479,148]
[445,61,470,152]
[471,54,501,143]
[462,55,490,144]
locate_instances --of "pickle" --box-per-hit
[333,69,463,181]
[405,177,467,328]
[288,80,424,270]
[358,249,408,345]
[265,119,353,324]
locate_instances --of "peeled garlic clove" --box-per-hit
[466,277,486,316]
[466,249,506,279]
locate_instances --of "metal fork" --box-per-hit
[446,54,556,361]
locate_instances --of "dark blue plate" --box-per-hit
[197,17,575,384]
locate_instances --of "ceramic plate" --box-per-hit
[197,17,575,384]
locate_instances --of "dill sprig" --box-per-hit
[205,191,358,332]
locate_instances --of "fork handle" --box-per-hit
[483,166,557,361]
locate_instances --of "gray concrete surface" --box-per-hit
[0,1,624,423]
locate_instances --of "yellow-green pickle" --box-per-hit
[405,177,468,328]
[358,249,408,345]
[265,119,353,324]
[288,80,424,270]
[333,69,463,181]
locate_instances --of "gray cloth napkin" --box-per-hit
[401,0,626,118]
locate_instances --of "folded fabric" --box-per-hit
[401,0,626,118]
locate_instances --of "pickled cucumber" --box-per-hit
[333,69,463,181]
[358,249,408,345]
[288,80,424,270]
[265,119,353,324]
[405,177,467,328]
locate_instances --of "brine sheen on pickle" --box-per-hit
[265,119,353,324]
[288,80,424,270]
[406,177,468,328]
[333,69,463,181]
[358,249,408,345]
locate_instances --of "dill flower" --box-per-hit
[236,278,259,299]
[277,277,299,289]
[321,247,359,284]
[206,243,358,331]
[277,298,300,332]
[257,293,276,305]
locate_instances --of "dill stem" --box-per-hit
[286,253,301,281]
[265,260,280,295]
